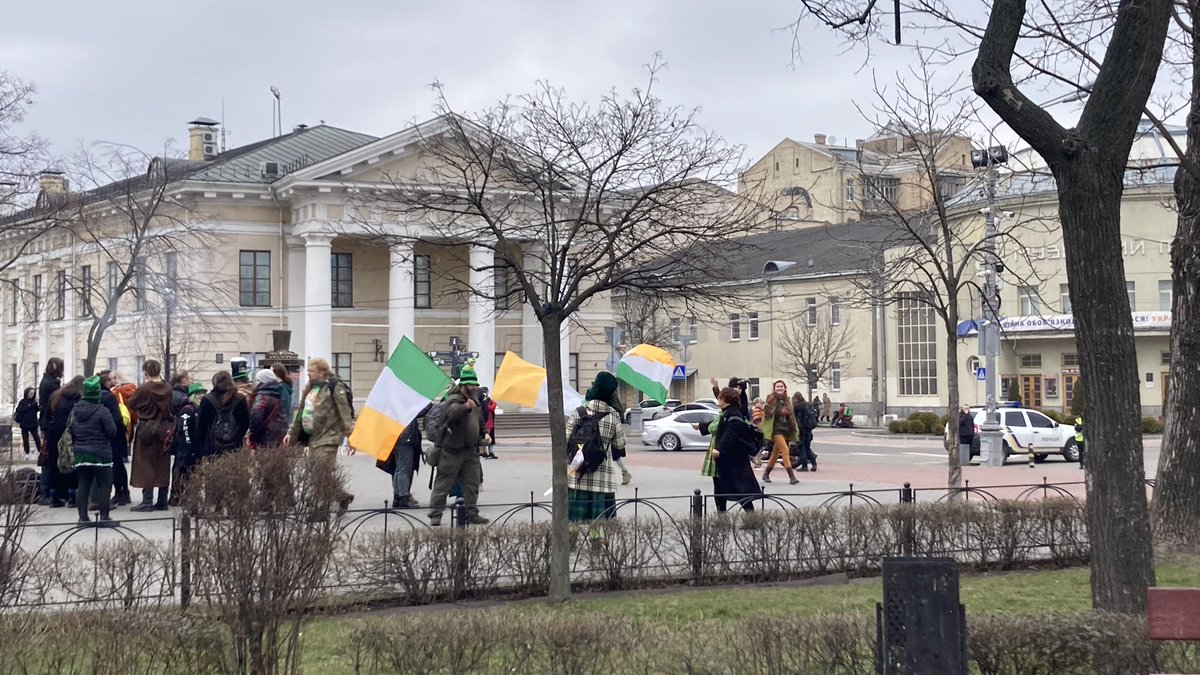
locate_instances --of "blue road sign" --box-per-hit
[975,366,986,381]
[672,365,687,380]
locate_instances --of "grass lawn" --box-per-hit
[298,555,1200,673]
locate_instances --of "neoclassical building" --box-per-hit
[0,117,612,407]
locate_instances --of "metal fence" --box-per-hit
[0,477,1118,612]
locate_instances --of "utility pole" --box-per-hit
[972,144,1008,466]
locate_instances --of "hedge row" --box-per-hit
[349,610,1200,675]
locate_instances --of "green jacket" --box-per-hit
[759,398,799,442]
[441,388,482,451]
[289,377,353,450]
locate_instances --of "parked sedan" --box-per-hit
[642,409,718,451]
[953,407,1079,462]
[634,399,682,421]
[691,398,720,409]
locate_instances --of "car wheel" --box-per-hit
[1002,440,1012,457]
[658,433,680,452]
[1062,439,1080,463]
[1033,453,1049,463]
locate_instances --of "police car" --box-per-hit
[959,405,1080,463]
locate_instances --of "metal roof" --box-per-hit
[706,219,898,283]
[186,125,377,184]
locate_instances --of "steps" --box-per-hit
[494,413,553,437]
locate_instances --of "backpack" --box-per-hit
[57,410,76,474]
[569,406,609,477]
[800,405,818,432]
[208,396,242,451]
[423,400,451,447]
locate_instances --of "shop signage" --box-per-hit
[962,312,1171,335]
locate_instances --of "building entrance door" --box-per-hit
[1021,375,1043,409]
[1062,373,1080,415]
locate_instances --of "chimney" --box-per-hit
[814,133,827,146]
[38,169,67,194]
[187,117,220,161]
[856,138,866,150]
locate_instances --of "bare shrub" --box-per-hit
[49,538,176,608]
[185,448,345,675]
[0,470,38,606]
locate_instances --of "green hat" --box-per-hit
[586,371,619,402]
[83,376,102,403]
[187,383,207,396]
[457,359,480,387]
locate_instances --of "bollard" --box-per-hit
[690,488,704,518]
[689,489,704,581]
[1027,441,1035,469]
[900,483,915,556]
[179,514,192,611]
[453,497,468,529]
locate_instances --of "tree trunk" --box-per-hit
[541,316,571,600]
[1057,158,1155,614]
[944,311,963,491]
[1153,34,1200,548]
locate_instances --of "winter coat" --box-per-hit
[794,402,817,437]
[957,411,975,444]
[760,394,799,442]
[128,380,174,489]
[197,390,251,458]
[566,399,625,495]
[248,383,289,448]
[69,400,118,464]
[439,387,482,451]
[710,407,763,498]
[99,389,128,461]
[711,383,750,419]
[45,391,80,472]
[112,383,139,442]
[38,375,61,432]
[288,376,353,452]
[172,401,200,468]
[13,399,38,431]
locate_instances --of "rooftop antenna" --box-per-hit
[270,86,281,137]
[220,98,229,152]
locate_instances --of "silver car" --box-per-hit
[641,409,718,451]
[636,399,682,421]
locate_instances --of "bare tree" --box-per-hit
[612,290,680,350]
[778,304,855,400]
[0,72,46,214]
[362,62,770,600]
[59,143,225,377]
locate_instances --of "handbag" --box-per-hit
[57,411,76,474]
[425,445,442,468]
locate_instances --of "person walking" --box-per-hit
[792,392,819,472]
[585,373,633,485]
[761,381,799,485]
[424,361,487,526]
[128,360,174,512]
[36,359,64,506]
[710,377,750,418]
[957,405,976,467]
[566,372,627,522]
[700,386,762,513]
[821,393,832,423]
[44,376,83,507]
[1075,416,1085,470]
[380,403,429,509]
[70,376,119,526]
[14,388,40,461]
[248,369,289,449]
[197,372,251,459]
[282,358,355,513]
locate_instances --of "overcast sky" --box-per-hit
[2,1,1080,167]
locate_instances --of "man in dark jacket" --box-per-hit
[248,369,289,448]
[96,371,129,507]
[957,405,976,467]
[427,362,485,526]
[791,393,819,472]
[71,376,119,526]
[381,403,429,509]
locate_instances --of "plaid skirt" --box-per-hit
[568,488,616,522]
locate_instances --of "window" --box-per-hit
[1059,283,1071,314]
[570,353,579,391]
[782,206,800,220]
[331,252,353,308]
[1162,351,1171,366]
[107,357,118,373]
[31,274,41,321]
[54,271,65,320]
[936,174,967,199]
[687,316,698,344]
[106,262,118,303]
[671,318,682,343]
[865,175,900,204]
[414,255,431,308]
[729,313,741,341]
[1020,354,1042,368]
[1028,411,1055,429]
[332,353,352,384]
[80,266,93,317]
[1159,280,1172,312]
[8,280,16,326]
[134,260,147,311]
[805,297,818,326]
[238,251,271,307]
[1004,410,1028,427]
[8,364,15,404]
[1018,285,1039,316]
[831,362,842,391]
[845,178,856,203]
[1126,281,1136,310]
[134,356,145,384]
[896,293,937,395]
[165,252,178,288]
[494,262,515,310]
[748,312,760,340]
[829,297,841,325]
[747,378,761,400]
[1062,353,1079,367]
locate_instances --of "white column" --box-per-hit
[388,242,416,353]
[14,278,26,382]
[560,317,571,390]
[302,233,334,365]
[286,238,307,360]
[467,245,496,388]
[64,276,76,378]
[521,245,545,366]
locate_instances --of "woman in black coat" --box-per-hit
[36,359,64,505]
[702,387,762,513]
[44,376,83,508]
[196,372,251,460]
[13,388,40,460]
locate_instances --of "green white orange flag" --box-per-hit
[492,351,584,413]
[615,344,676,404]
[349,337,452,461]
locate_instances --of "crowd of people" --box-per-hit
[19,355,355,525]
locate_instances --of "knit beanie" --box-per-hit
[255,368,278,386]
[458,359,480,387]
[187,383,207,396]
[82,376,102,403]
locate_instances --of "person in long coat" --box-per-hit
[700,386,762,512]
[566,371,627,522]
[43,375,82,508]
[36,358,64,506]
[127,359,174,512]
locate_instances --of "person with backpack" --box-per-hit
[69,376,119,526]
[170,383,206,503]
[197,372,251,460]
[424,361,487,526]
[43,375,83,508]
[699,386,762,512]
[128,360,175,512]
[271,363,294,421]
[248,369,289,449]
[282,358,356,514]
[566,371,627,522]
[13,387,39,461]
[791,392,819,472]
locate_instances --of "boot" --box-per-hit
[787,468,799,485]
[810,458,818,472]
[762,468,772,483]
[131,501,155,513]
[114,489,132,506]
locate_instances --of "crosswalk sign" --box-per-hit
[672,365,687,380]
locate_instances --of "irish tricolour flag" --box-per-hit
[349,337,451,461]
[615,344,676,404]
